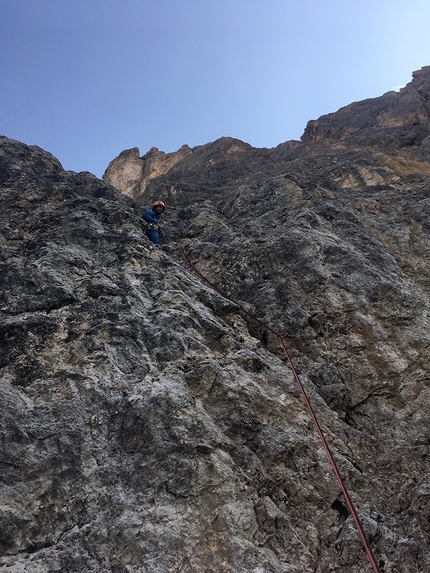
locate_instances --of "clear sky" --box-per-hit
[1,0,430,178]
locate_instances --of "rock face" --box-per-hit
[103,145,193,199]
[302,65,430,156]
[1,67,430,573]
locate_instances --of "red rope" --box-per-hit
[175,243,295,339]
[175,242,381,573]
[277,336,380,573]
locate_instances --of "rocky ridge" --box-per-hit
[1,67,430,573]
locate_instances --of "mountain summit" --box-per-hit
[1,67,430,572]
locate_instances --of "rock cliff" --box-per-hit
[103,145,193,199]
[1,67,430,573]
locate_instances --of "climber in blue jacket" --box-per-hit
[142,201,165,244]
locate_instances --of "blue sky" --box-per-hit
[1,0,430,178]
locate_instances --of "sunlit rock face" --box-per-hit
[2,67,430,573]
[103,144,193,199]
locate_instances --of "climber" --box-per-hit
[141,201,165,244]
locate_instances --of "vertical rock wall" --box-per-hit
[2,68,430,573]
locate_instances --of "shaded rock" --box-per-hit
[301,65,430,154]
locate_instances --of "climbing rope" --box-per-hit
[175,243,297,339]
[175,242,381,573]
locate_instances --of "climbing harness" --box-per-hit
[175,242,381,573]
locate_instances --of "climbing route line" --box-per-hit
[175,242,381,573]
[175,243,297,339]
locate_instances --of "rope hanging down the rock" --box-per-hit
[175,242,381,573]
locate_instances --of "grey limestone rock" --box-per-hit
[2,68,430,573]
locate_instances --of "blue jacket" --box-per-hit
[142,208,162,244]
[142,208,160,226]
